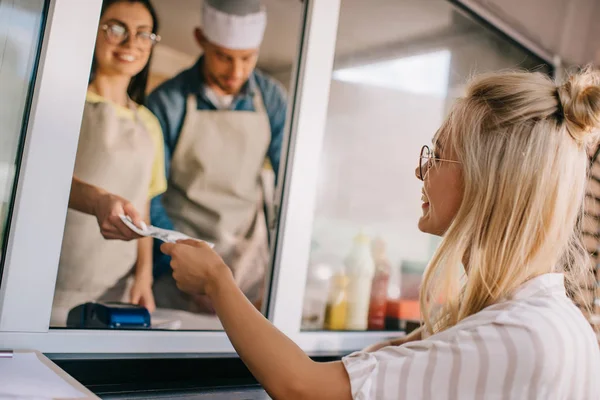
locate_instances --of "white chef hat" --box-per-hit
[201,0,267,50]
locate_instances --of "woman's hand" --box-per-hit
[69,177,143,241]
[130,272,156,313]
[94,191,144,241]
[160,240,233,296]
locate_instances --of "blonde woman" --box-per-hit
[161,69,600,399]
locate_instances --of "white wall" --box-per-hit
[150,44,196,77]
[309,79,446,270]
[147,44,196,92]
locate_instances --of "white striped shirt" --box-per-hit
[343,273,600,399]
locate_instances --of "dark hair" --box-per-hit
[89,0,159,104]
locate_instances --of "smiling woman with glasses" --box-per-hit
[51,0,167,326]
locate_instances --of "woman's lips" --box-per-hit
[115,53,136,62]
[421,191,429,209]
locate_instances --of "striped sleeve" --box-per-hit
[343,335,472,400]
[342,323,551,400]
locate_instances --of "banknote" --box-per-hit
[119,215,214,248]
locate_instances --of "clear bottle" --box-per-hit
[302,262,333,330]
[368,238,391,330]
[345,233,376,330]
[323,273,349,331]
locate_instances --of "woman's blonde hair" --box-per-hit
[421,68,600,334]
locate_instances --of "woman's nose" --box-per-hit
[120,37,134,48]
[120,33,136,49]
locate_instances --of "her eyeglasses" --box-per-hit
[101,23,161,49]
[418,144,461,181]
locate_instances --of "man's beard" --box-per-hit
[207,71,238,95]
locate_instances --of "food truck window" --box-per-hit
[49,0,305,332]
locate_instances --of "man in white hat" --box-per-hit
[147,0,285,311]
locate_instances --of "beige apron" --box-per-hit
[155,90,272,309]
[51,100,154,325]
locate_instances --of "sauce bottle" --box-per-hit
[368,238,391,330]
[345,233,375,330]
[385,264,403,330]
[323,273,349,330]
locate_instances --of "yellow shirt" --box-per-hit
[85,91,167,199]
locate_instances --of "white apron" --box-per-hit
[51,100,154,325]
[154,90,272,309]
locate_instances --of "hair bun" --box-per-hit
[557,68,600,142]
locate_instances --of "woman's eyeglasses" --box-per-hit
[101,23,161,49]
[418,144,461,181]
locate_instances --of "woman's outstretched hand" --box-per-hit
[160,239,232,296]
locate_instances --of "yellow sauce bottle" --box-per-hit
[323,273,349,330]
